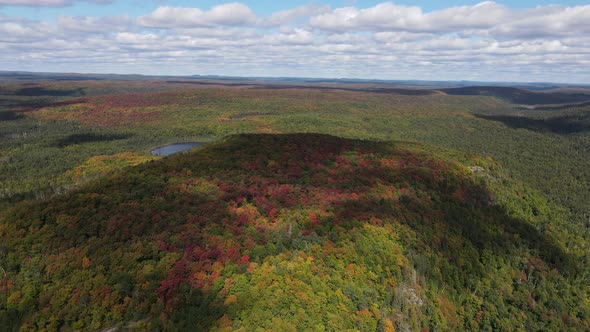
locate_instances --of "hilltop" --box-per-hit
[0,134,586,331]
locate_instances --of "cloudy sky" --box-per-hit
[0,1,589,83]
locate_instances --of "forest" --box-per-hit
[0,77,589,331]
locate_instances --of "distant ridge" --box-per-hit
[2,71,589,89]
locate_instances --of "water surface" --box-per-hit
[150,142,204,156]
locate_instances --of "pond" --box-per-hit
[150,142,205,156]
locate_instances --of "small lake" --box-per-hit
[150,142,205,156]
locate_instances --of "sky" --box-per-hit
[0,1,589,83]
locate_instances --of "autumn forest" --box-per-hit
[0,74,589,331]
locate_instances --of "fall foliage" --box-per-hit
[0,134,586,331]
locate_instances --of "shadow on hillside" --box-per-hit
[53,133,132,147]
[0,96,48,110]
[0,111,22,121]
[15,87,86,97]
[335,194,576,277]
[0,73,105,82]
[0,97,87,113]
[440,86,590,105]
[317,144,579,277]
[476,113,590,134]
[169,288,226,331]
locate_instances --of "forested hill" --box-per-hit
[0,134,587,331]
[439,86,590,105]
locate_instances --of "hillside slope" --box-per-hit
[0,134,587,331]
[440,86,590,105]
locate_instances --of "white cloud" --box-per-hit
[266,3,330,26]
[491,5,590,39]
[58,15,130,33]
[138,3,257,28]
[1,1,590,83]
[426,1,511,31]
[309,1,590,39]
[309,1,511,32]
[115,32,158,44]
[175,26,258,39]
[0,21,54,41]
[309,3,423,32]
[264,28,314,45]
